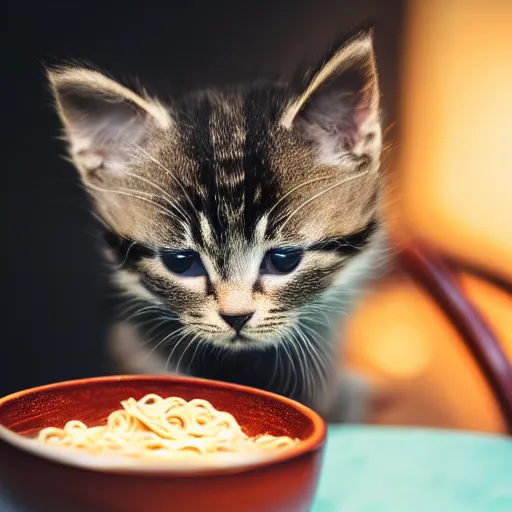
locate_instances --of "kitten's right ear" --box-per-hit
[48,66,172,182]
[281,30,381,167]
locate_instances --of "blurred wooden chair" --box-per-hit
[343,0,512,434]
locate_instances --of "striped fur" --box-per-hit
[49,30,388,421]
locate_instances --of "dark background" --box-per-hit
[3,1,404,397]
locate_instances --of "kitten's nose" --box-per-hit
[220,313,253,333]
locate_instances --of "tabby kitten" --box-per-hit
[49,30,387,422]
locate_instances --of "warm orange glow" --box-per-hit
[353,292,433,379]
[341,1,512,434]
[366,324,431,379]
[396,0,512,282]
[344,273,507,433]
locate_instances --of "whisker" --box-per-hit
[268,345,281,390]
[294,326,330,401]
[278,170,370,231]
[123,305,169,322]
[300,303,339,323]
[266,175,336,217]
[124,171,192,224]
[89,210,112,231]
[291,331,309,400]
[215,345,224,365]
[84,182,189,231]
[137,318,177,341]
[186,335,203,373]
[111,241,137,270]
[280,340,296,398]
[284,338,302,399]
[293,328,315,402]
[147,325,187,360]
[299,323,332,368]
[176,334,199,374]
[165,331,190,372]
[137,147,198,218]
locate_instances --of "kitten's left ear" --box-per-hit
[48,66,172,182]
[281,30,381,166]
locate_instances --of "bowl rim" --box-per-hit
[0,374,327,477]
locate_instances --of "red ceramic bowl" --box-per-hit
[0,375,326,512]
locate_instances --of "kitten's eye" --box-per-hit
[161,250,205,276]
[262,248,303,274]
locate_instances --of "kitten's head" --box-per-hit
[49,31,382,350]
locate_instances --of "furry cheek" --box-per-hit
[136,259,210,315]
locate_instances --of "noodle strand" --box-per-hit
[35,395,298,459]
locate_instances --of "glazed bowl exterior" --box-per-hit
[0,375,326,512]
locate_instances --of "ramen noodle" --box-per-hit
[35,394,298,459]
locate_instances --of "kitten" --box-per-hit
[49,30,388,423]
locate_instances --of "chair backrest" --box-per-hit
[344,0,512,433]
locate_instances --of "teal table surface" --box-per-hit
[312,426,512,512]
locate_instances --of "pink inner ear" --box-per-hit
[339,128,357,152]
[349,104,374,148]
[306,83,379,158]
[298,94,369,153]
